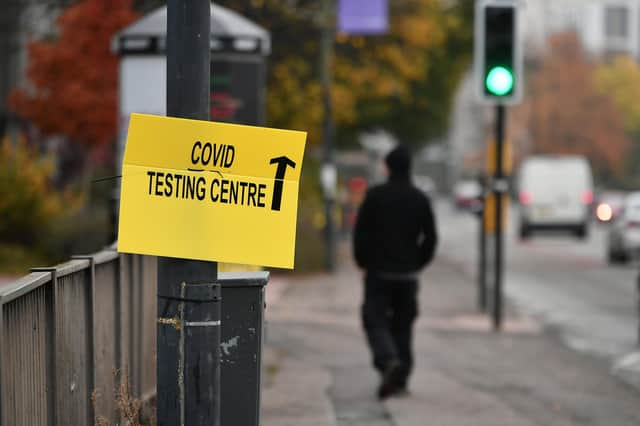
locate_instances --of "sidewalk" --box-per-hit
[260,245,640,426]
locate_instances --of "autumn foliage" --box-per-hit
[526,33,630,179]
[217,0,472,147]
[9,0,139,149]
[595,55,640,137]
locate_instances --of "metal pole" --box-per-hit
[493,104,506,331]
[637,271,640,344]
[321,0,336,272]
[158,1,220,425]
[478,184,487,312]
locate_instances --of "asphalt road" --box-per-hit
[438,199,639,361]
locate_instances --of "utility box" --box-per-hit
[218,272,269,425]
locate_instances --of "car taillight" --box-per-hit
[582,190,594,205]
[519,191,532,205]
[628,221,640,229]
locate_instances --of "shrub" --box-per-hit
[0,136,61,246]
[291,155,326,273]
[0,135,109,273]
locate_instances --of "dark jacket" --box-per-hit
[353,174,438,274]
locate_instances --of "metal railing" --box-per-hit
[0,247,158,425]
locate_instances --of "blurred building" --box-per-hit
[522,0,640,59]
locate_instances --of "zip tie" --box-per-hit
[158,294,221,303]
[184,320,221,327]
[158,318,221,328]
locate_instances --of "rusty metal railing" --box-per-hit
[0,247,158,425]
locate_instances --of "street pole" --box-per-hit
[493,104,506,331]
[637,272,640,345]
[478,182,487,312]
[321,0,337,272]
[158,1,220,425]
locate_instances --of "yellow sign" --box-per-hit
[117,113,307,269]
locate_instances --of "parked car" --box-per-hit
[453,179,482,212]
[594,190,625,224]
[607,192,640,263]
[517,155,594,239]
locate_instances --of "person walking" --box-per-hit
[353,144,438,399]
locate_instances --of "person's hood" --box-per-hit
[385,144,411,178]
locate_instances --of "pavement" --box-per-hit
[260,242,640,426]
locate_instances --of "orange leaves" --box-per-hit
[527,32,630,178]
[9,0,139,149]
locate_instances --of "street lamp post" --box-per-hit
[321,0,337,272]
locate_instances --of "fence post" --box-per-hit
[31,267,59,426]
[114,253,123,389]
[72,255,97,425]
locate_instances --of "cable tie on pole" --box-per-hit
[158,293,221,303]
[184,320,221,327]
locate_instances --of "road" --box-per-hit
[439,200,639,361]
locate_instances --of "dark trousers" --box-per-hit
[361,274,418,387]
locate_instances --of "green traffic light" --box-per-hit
[485,66,514,96]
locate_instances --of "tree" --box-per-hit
[595,55,640,137]
[595,55,640,182]
[526,32,630,181]
[216,0,473,147]
[9,0,139,154]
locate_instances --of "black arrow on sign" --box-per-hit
[269,156,297,211]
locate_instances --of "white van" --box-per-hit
[517,155,594,239]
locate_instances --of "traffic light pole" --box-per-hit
[158,1,221,425]
[493,104,506,331]
[478,180,488,312]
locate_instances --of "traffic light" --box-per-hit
[474,0,522,104]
